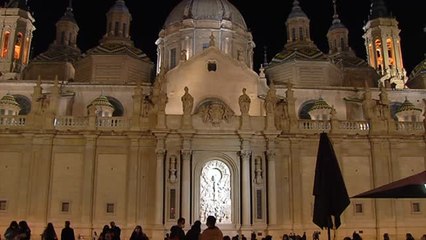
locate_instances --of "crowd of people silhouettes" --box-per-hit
[3,219,426,240]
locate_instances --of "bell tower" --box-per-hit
[101,0,132,46]
[0,0,35,79]
[363,0,406,89]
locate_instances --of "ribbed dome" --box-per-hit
[89,95,114,108]
[328,17,346,31]
[164,0,247,30]
[0,94,20,108]
[409,58,426,79]
[309,98,332,112]
[288,0,308,19]
[396,98,421,113]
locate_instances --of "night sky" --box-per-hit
[2,0,425,74]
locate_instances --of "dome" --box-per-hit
[409,58,426,79]
[108,0,129,13]
[0,94,20,108]
[396,98,421,113]
[287,0,308,19]
[88,95,114,108]
[309,98,332,112]
[164,0,247,30]
[60,7,77,24]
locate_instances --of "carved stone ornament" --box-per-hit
[196,99,234,126]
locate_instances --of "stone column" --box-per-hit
[126,136,139,223]
[266,147,277,225]
[81,135,97,226]
[181,149,191,220]
[240,149,252,227]
[155,137,166,225]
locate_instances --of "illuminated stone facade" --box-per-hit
[0,0,425,240]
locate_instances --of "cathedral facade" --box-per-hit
[0,0,425,239]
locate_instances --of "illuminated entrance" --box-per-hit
[199,160,232,223]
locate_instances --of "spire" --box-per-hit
[60,0,76,23]
[329,0,346,30]
[68,0,72,10]
[369,0,391,19]
[263,46,268,67]
[332,0,339,23]
[327,0,349,53]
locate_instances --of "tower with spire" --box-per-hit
[363,0,407,89]
[73,0,153,84]
[326,0,379,88]
[0,0,35,79]
[326,0,349,54]
[22,0,81,81]
[285,0,314,49]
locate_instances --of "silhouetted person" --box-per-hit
[17,221,31,240]
[352,232,362,240]
[61,221,75,240]
[98,225,110,240]
[185,221,201,240]
[129,225,148,240]
[406,233,415,240]
[170,217,186,240]
[383,233,390,240]
[4,221,19,240]
[42,223,57,240]
[110,222,121,240]
[200,216,223,240]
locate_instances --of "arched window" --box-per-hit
[340,38,345,50]
[386,39,395,66]
[23,37,30,64]
[106,96,124,116]
[13,94,31,115]
[1,31,10,58]
[299,27,304,41]
[14,32,23,60]
[200,160,232,224]
[298,100,316,119]
[291,28,296,41]
[122,23,126,37]
[114,21,119,36]
[60,31,65,44]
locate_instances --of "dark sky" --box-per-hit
[2,0,425,74]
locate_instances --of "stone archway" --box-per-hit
[199,160,232,224]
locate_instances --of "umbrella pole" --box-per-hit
[327,227,331,240]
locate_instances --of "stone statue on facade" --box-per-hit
[362,84,377,121]
[264,84,277,115]
[181,86,194,115]
[238,88,251,115]
[180,49,187,61]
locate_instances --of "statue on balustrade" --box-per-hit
[264,84,277,115]
[238,88,251,115]
[181,86,194,115]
